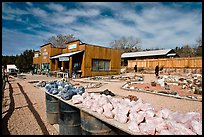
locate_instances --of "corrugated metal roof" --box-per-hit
[121,49,173,58]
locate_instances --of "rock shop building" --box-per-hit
[33,40,121,78]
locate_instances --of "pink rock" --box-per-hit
[72,94,83,104]
[128,121,140,133]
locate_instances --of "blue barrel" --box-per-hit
[59,100,81,135]
[80,110,116,135]
[45,93,59,124]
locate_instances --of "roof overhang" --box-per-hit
[167,53,176,56]
[121,49,173,58]
[50,50,84,59]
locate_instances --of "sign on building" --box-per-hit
[34,53,39,57]
[68,44,77,49]
[43,48,48,60]
[59,57,69,61]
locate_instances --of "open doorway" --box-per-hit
[72,52,84,78]
[64,61,69,73]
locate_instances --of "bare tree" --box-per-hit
[195,34,202,56]
[196,34,202,47]
[44,34,76,48]
[110,36,142,53]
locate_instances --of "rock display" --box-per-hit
[71,92,202,135]
[44,80,85,100]
[122,74,202,101]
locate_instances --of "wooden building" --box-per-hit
[33,40,121,77]
[121,49,179,66]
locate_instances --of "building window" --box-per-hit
[92,59,110,71]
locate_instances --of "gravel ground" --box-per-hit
[77,73,202,115]
[2,73,202,135]
[2,75,59,135]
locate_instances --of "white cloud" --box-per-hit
[39,2,201,49]
[2,14,15,20]
[2,2,202,55]
[80,2,126,11]
[26,2,33,6]
[73,25,113,46]
[2,2,28,15]
[49,15,76,25]
[31,7,48,18]
[80,2,113,7]
[112,4,202,49]
[65,8,100,17]
[2,28,44,55]
[27,6,100,26]
[46,3,65,12]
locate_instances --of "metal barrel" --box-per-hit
[59,100,81,135]
[45,93,59,124]
[111,126,130,135]
[80,110,117,135]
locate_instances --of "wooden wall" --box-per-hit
[33,51,40,65]
[83,44,121,77]
[51,47,63,56]
[63,40,85,53]
[33,41,121,77]
[40,44,51,64]
[128,57,202,69]
[33,43,64,70]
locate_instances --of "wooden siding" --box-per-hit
[40,44,51,64]
[51,47,63,56]
[62,40,85,53]
[33,57,40,64]
[33,44,63,66]
[33,51,40,64]
[83,44,121,77]
[128,57,202,69]
[33,41,121,77]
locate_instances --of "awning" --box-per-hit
[50,50,84,59]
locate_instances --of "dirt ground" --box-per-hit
[2,75,59,135]
[2,73,202,135]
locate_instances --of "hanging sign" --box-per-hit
[59,57,69,61]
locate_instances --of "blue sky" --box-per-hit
[2,2,202,56]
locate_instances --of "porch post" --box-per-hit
[55,59,58,70]
[69,56,72,78]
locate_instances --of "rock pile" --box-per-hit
[44,80,85,100]
[71,92,202,135]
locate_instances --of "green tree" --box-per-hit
[3,49,34,73]
[2,55,16,68]
[14,49,34,73]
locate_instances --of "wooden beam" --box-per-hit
[69,57,72,78]
[55,59,58,70]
